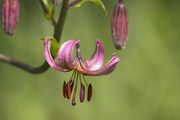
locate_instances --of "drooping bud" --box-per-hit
[112,0,128,49]
[87,84,92,102]
[51,0,60,5]
[2,0,19,36]
[63,81,66,98]
[80,83,85,102]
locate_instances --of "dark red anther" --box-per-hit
[63,81,66,98]
[80,83,85,102]
[87,84,92,102]
[66,80,72,99]
[112,0,129,49]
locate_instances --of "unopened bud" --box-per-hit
[2,0,19,36]
[112,0,128,49]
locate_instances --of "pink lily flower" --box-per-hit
[44,37,120,106]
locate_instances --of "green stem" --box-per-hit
[54,0,69,41]
[0,0,70,74]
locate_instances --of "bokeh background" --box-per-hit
[0,0,180,120]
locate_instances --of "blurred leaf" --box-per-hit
[42,0,55,24]
[72,0,107,15]
[50,37,60,58]
[43,0,51,7]
[43,0,52,8]
[44,5,55,23]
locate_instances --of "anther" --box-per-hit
[87,84,92,102]
[66,80,72,99]
[63,81,66,98]
[80,83,85,102]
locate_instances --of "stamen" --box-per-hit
[70,70,75,80]
[80,83,85,102]
[62,71,93,105]
[66,80,72,99]
[71,71,79,106]
[70,80,74,92]
[87,84,92,102]
[82,75,89,86]
[63,81,66,98]
[79,74,85,102]
[64,71,76,99]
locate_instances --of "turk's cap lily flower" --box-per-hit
[44,38,119,75]
[43,37,120,106]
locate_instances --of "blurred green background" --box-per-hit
[0,0,180,120]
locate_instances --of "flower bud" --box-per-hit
[2,0,19,36]
[112,0,128,49]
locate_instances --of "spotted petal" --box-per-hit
[76,42,120,76]
[83,54,119,76]
[57,40,80,69]
[86,39,105,71]
[44,38,70,72]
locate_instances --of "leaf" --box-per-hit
[43,0,51,8]
[42,0,55,23]
[44,5,55,22]
[72,0,107,15]
[49,37,60,58]
[42,37,60,58]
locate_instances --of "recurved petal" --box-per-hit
[44,38,70,72]
[57,40,79,69]
[86,39,105,71]
[57,40,73,69]
[81,54,120,76]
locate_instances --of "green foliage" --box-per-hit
[49,37,60,58]
[1,0,180,120]
[72,0,107,15]
[43,0,55,23]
